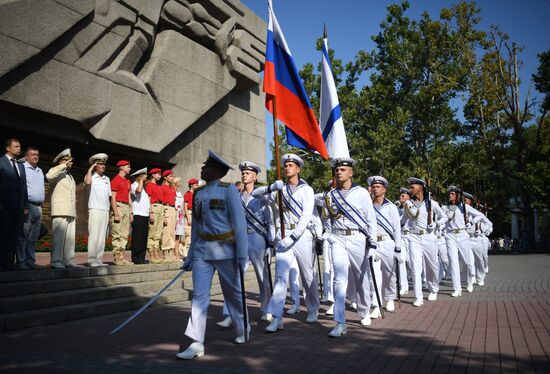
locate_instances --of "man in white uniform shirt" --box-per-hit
[397,188,411,295]
[321,157,378,337]
[252,154,320,333]
[130,168,150,264]
[402,177,447,306]
[368,176,405,318]
[84,153,111,267]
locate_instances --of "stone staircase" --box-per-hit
[0,263,260,332]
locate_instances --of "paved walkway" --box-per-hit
[1,254,549,373]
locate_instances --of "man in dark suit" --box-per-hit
[0,138,28,271]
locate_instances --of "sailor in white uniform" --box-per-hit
[252,154,320,332]
[463,192,492,286]
[397,188,411,295]
[443,185,486,296]
[368,176,405,318]
[402,177,448,306]
[177,150,249,360]
[322,157,378,337]
[216,161,275,328]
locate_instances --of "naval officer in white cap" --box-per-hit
[322,157,378,337]
[84,153,111,267]
[177,150,249,360]
[216,160,275,327]
[252,153,320,332]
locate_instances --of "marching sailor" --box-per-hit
[177,150,249,360]
[397,188,411,295]
[322,157,378,337]
[216,161,275,327]
[463,192,493,286]
[403,178,448,306]
[444,186,485,296]
[252,154,320,332]
[368,176,405,317]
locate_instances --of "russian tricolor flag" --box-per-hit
[263,0,328,160]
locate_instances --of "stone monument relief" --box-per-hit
[0,0,267,185]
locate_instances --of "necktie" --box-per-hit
[11,158,19,178]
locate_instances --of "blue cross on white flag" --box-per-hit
[319,28,350,159]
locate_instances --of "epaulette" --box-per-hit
[218,182,231,187]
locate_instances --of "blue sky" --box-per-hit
[240,0,550,164]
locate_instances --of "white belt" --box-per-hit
[332,228,360,236]
[377,235,391,242]
[284,223,297,230]
[450,228,466,234]
[411,229,427,235]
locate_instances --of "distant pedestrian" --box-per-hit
[16,146,45,270]
[130,167,150,264]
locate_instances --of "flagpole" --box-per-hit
[271,97,286,239]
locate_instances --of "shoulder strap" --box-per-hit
[331,189,373,242]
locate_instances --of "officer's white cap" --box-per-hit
[239,161,261,174]
[205,150,234,170]
[281,153,304,168]
[130,167,147,177]
[53,148,72,163]
[408,177,426,186]
[88,153,108,165]
[368,175,388,187]
[330,157,356,168]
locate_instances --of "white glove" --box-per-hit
[237,257,249,270]
[368,248,381,262]
[270,180,284,192]
[276,236,294,252]
[475,229,481,235]
[465,222,472,229]
[483,230,491,236]
[395,250,406,264]
[326,234,337,245]
[427,223,436,233]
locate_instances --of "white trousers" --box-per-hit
[371,239,397,306]
[408,233,439,299]
[267,230,319,318]
[185,259,246,343]
[399,235,409,293]
[322,240,334,302]
[437,236,449,279]
[482,236,490,271]
[445,232,472,292]
[470,236,486,282]
[289,256,302,306]
[87,209,109,264]
[331,233,371,324]
[51,216,75,265]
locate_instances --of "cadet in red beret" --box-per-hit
[183,177,200,258]
[110,160,133,265]
[161,170,177,262]
[145,168,163,263]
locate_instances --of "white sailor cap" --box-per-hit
[408,177,426,186]
[88,153,108,165]
[463,191,474,200]
[53,148,72,163]
[130,167,147,177]
[281,153,304,168]
[448,185,461,193]
[368,175,388,187]
[238,161,261,174]
[400,187,411,196]
[330,157,356,168]
[204,150,234,171]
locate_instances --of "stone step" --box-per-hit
[0,289,188,332]
[0,269,185,297]
[0,279,187,314]
[0,263,183,284]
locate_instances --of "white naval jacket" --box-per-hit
[188,180,248,261]
[241,190,275,245]
[252,179,315,243]
[443,203,485,231]
[373,197,403,249]
[322,184,377,247]
[46,164,76,217]
[403,198,447,232]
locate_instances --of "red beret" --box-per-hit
[149,168,162,175]
[188,178,199,185]
[162,170,173,177]
[117,160,130,167]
